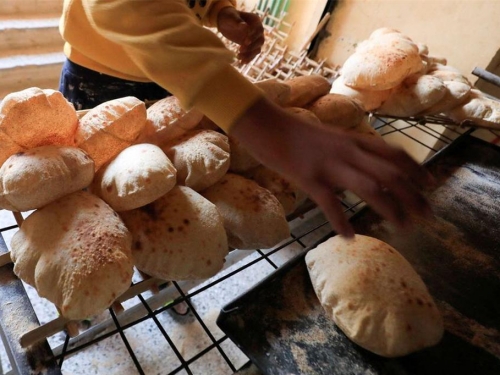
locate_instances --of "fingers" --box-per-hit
[238,35,265,63]
[307,178,355,238]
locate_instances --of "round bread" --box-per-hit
[341,34,424,91]
[76,96,147,171]
[445,89,500,129]
[0,145,94,211]
[162,129,230,191]
[418,80,471,116]
[306,94,366,129]
[283,75,332,107]
[305,234,444,357]
[10,191,134,320]
[330,75,391,112]
[249,165,308,215]
[119,185,228,281]
[377,74,447,117]
[91,143,177,212]
[286,107,322,125]
[369,27,412,42]
[138,96,204,146]
[202,173,290,250]
[0,87,78,149]
[255,79,292,106]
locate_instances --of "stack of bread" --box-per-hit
[329,27,500,130]
[0,58,400,320]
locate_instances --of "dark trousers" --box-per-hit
[59,59,170,110]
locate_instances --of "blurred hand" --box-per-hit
[231,98,434,238]
[217,7,265,63]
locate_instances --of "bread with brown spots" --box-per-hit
[255,78,291,106]
[283,75,332,107]
[162,129,230,191]
[0,145,94,211]
[202,173,290,250]
[76,96,147,171]
[306,93,366,129]
[305,234,443,357]
[119,185,228,280]
[138,95,204,147]
[0,87,78,149]
[10,191,134,320]
[330,75,391,112]
[91,143,177,212]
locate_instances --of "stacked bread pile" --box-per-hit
[331,27,500,129]
[0,72,377,319]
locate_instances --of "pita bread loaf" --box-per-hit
[91,143,177,212]
[0,145,94,211]
[377,74,447,117]
[202,173,290,250]
[306,234,444,357]
[249,165,308,215]
[255,79,292,106]
[228,136,261,173]
[76,96,147,170]
[286,107,322,125]
[10,191,134,320]
[418,80,471,116]
[427,67,472,87]
[350,118,384,140]
[0,87,78,149]
[368,27,412,42]
[162,129,230,191]
[137,96,204,146]
[446,89,500,129]
[330,75,391,112]
[342,33,424,91]
[283,75,332,107]
[306,94,366,129]
[119,185,228,280]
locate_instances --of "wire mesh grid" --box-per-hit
[0,114,488,375]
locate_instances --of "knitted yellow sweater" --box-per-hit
[60,0,263,132]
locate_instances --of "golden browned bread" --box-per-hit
[330,75,392,112]
[202,173,290,250]
[162,129,230,191]
[119,186,228,280]
[446,89,500,129]
[283,75,332,107]
[0,87,78,149]
[0,131,25,168]
[0,145,94,211]
[255,79,292,106]
[10,191,134,320]
[75,96,147,170]
[306,94,366,129]
[91,143,177,212]
[305,235,444,357]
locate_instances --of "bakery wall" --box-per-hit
[315,0,500,95]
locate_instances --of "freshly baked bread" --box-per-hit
[330,75,391,112]
[446,89,500,129]
[342,33,424,91]
[306,94,366,129]
[249,165,308,215]
[91,143,177,212]
[138,96,204,146]
[10,191,134,320]
[368,27,412,41]
[377,74,447,117]
[119,185,228,280]
[350,118,384,140]
[202,173,290,250]
[427,66,472,86]
[162,129,230,191]
[418,80,471,116]
[255,79,292,106]
[0,87,78,149]
[0,131,25,168]
[228,136,261,173]
[283,75,332,107]
[305,234,444,357]
[76,96,147,170]
[0,145,94,211]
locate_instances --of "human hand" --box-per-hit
[217,7,265,63]
[231,98,433,237]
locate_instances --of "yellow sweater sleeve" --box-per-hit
[80,0,262,133]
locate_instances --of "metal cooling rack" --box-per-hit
[0,115,486,375]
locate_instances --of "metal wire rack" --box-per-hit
[1,114,491,375]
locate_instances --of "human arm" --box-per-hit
[230,97,433,237]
